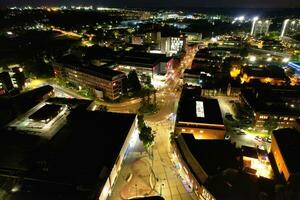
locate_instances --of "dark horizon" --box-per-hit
[1,0,300,9]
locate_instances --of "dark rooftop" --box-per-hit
[65,64,125,81]
[181,134,240,176]
[177,86,224,125]
[241,88,300,116]
[273,128,300,174]
[242,66,287,80]
[0,108,137,199]
[29,104,62,122]
[118,52,167,68]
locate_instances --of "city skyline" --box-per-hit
[1,0,300,8]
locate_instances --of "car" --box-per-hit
[225,135,231,140]
[255,136,263,142]
[225,113,235,121]
[263,136,272,143]
[236,131,246,135]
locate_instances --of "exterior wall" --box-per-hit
[175,122,225,139]
[271,134,291,182]
[98,115,138,200]
[53,63,124,100]
[254,112,297,129]
[117,64,154,78]
[171,138,216,200]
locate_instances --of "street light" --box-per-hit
[135,184,138,197]
[249,56,256,62]
[282,57,290,63]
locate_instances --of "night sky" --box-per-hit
[1,0,300,8]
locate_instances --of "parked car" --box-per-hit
[236,131,246,135]
[255,136,263,142]
[225,113,235,121]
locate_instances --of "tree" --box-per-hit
[139,126,155,149]
[240,47,249,58]
[263,118,278,134]
[127,70,141,93]
[137,114,145,131]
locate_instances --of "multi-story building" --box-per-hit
[0,71,14,95]
[116,52,173,77]
[240,88,300,130]
[53,60,126,100]
[251,18,271,37]
[172,134,240,200]
[0,103,139,200]
[160,34,186,56]
[175,86,225,139]
[280,19,300,37]
[271,128,300,183]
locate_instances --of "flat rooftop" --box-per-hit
[65,64,125,81]
[242,66,287,79]
[177,86,223,126]
[29,104,63,122]
[182,134,239,175]
[241,88,300,116]
[118,52,167,68]
[0,108,137,199]
[273,128,300,175]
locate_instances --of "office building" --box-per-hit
[116,52,173,77]
[240,88,300,129]
[175,86,225,139]
[53,58,126,100]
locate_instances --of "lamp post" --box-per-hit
[135,184,137,197]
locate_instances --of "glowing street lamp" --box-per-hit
[249,56,257,62]
[282,57,290,63]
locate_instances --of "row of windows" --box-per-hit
[258,115,296,121]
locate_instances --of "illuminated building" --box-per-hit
[175,86,225,139]
[172,134,240,199]
[240,66,287,86]
[185,32,202,44]
[271,128,300,183]
[116,52,173,77]
[251,18,271,37]
[160,33,186,56]
[53,57,126,100]
[241,146,273,179]
[280,19,300,37]
[240,88,300,130]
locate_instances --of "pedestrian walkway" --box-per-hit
[147,120,196,200]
